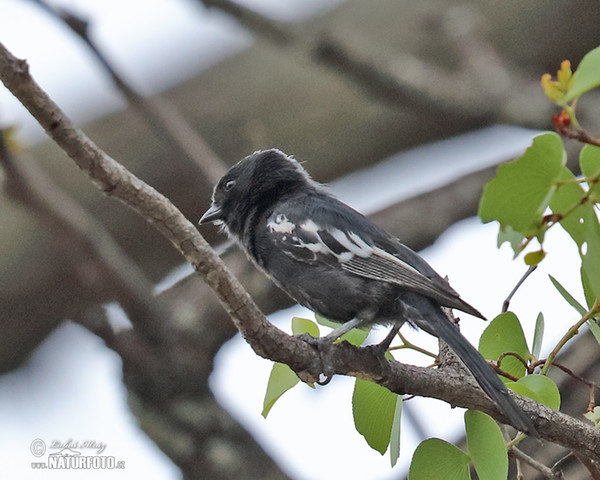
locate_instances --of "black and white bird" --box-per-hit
[199,149,536,435]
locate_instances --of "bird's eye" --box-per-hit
[223,179,236,191]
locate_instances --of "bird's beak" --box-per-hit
[199,204,223,224]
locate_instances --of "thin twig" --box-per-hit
[388,331,437,358]
[200,0,294,44]
[551,452,573,474]
[503,265,537,312]
[510,446,563,479]
[565,129,600,147]
[480,350,529,382]
[32,0,227,185]
[539,361,600,391]
[539,361,598,412]
[553,116,600,147]
[541,305,600,375]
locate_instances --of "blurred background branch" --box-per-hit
[2,1,600,478]
[32,0,228,186]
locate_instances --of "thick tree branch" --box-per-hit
[0,41,303,368]
[1,127,289,476]
[2,41,599,462]
[0,131,170,343]
[196,0,551,126]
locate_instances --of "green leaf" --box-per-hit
[352,378,400,455]
[408,439,470,480]
[565,45,600,101]
[314,314,342,329]
[510,375,561,410]
[465,411,508,480]
[531,313,545,360]
[549,166,593,247]
[581,213,600,300]
[341,327,370,346]
[262,362,300,418]
[291,317,320,337]
[581,266,597,310]
[497,226,526,257]
[479,132,566,236]
[479,312,530,380]
[580,144,600,202]
[314,314,370,346]
[389,392,403,467]
[524,250,545,266]
[548,275,586,315]
[584,406,600,428]
[505,382,538,404]
[581,267,600,344]
[550,166,600,303]
[588,319,600,346]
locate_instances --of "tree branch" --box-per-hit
[196,0,551,126]
[76,306,290,480]
[509,446,562,479]
[0,129,170,344]
[32,0,228,185]
[2,41,600,462]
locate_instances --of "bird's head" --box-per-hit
[199,149,313,236]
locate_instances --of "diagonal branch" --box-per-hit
[31,0,228,185]
[196,0,550,126]
[0,130,170,343]
[2,41,600,462]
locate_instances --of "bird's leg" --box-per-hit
[376,325,401,353]
[320,317,367,342]
[297,318,367,385]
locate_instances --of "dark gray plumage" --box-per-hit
[200,149,536,435]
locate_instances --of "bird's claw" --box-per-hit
[296,333,337,384]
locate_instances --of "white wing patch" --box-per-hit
[300,219,320,233]
[331,229,373,258]
[265,211,471,310]
[268,212,382,264]
[371,246,421,274]
[267,214,296,234]
[300,240,329,254]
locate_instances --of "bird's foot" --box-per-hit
[296,333,337,385]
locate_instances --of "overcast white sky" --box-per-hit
[0,1,587,479]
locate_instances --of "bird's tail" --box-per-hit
[417,308,538,436]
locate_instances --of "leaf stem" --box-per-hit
[506,432,527,448]
[541,303,600,375]
[564,103,581,130]
[389,332,437,359]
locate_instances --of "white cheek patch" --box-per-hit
[267,214,296,234]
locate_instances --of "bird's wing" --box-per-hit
[265,195,483,318]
